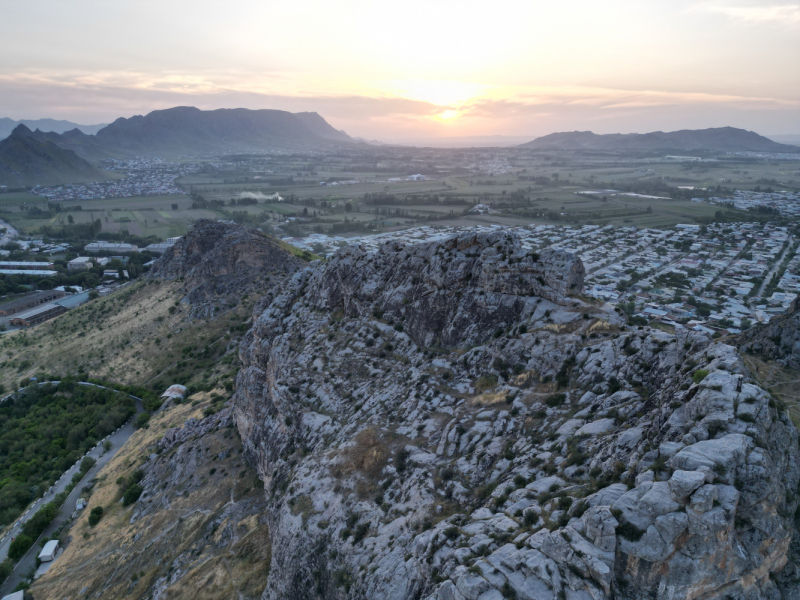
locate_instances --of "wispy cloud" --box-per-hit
[696,3,800,25]
[455,86,798,120]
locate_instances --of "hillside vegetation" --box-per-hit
[29,392,270,600]
[0,279,254,395]
[0,381,134,526]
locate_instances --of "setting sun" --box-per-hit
[435,109,462,122]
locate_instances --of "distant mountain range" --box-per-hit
[0,125,109,188]
[519,127,800,153]
[0,118,106,140]
[23,106,354,160]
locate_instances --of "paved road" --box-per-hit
[0,217,18,247]
[0,382,144,596]
[754,235,794,299]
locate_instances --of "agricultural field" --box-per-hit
[0,146,797,241]
[1,195,214,238]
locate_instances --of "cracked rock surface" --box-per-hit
[226,228,800,600]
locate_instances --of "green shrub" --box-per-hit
[88,506,104,527]
[693,369,709,384]
[352,522,370,544]
[122,484,143,506]
[134,412,151,429]
[0,559,11,583]
[475,375,498,393]
[443,526,460,540]
[545,393,566,407]
[617,522,645,541]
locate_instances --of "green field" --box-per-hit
[1,147,797,240]
[2,195,218,238]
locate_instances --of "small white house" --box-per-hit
[38,539,59,562]
[67,256,93,271]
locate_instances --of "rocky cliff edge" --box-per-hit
[232,229,800,600]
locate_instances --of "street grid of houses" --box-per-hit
[284,219,798,336]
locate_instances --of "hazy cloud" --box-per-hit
[0,71,797,141]
[697,3,800,25]
[0,71,442,124]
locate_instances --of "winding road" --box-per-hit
[0,382,144,596]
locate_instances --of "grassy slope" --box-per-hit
[0,279,254,394]
[0,278,272,598]
[29,393,270,600]
[743,354,800,429]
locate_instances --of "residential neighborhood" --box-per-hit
[284,218,798,337]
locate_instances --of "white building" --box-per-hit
[68,256,93,271]
[84,242,139,254]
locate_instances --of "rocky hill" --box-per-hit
[0,124,109,187]
[27,226,800,600]
[232,229,800,600]
[737,296,800,370]
[148,219,305,317]
[520,127,800,153]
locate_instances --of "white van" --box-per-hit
[38,539,59,562]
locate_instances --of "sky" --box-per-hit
[1,0,798,143]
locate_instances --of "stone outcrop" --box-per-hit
[738,296,800,369]
[229,230,800,600]
[305,230,585,347]
[148,219,303,317]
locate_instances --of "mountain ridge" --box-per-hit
[0,117,107,141]
[520,126,800,153]
[34,106,355,159]
[0,124,109,187]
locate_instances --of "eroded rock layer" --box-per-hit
[232,230,800,600]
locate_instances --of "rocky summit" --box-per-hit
[211,225,800,600]
[148,219,304,317]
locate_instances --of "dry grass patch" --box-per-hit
[29,393,270,600]
[339,428,389,479]
[471,389,511,406]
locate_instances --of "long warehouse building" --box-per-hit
[9,303,67,327]
[0,290,67,315]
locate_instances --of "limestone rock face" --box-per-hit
[737,296,800,369]
[149,219,303,317]
[304,230,585,347]
[229,231,800,600]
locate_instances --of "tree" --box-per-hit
[8,534,33,560]
[67,214,74,224]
